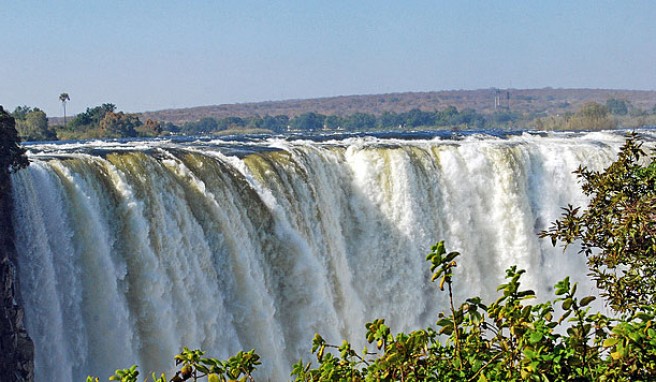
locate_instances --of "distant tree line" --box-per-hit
[169,99,656,135]
[167,106,499,135]
[11,98,656,142]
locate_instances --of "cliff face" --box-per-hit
[0,259,34,381]
[0,106,34,381]
[0,182,34,381]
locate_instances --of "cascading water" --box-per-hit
[10,131,635,381]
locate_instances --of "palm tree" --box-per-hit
[59,92,70,125]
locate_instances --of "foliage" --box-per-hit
[291,112,325,131]
[218,116,246,131]
[290,240,656,382]
[378,111,402,129]
[99,111,142,138]
[291,243,617,382]
[168,107,494,135]
[67,103,117,132]
[11,105,38,121]
[86,243,656,381]
[606,99,629,116]
[491,111,520,126]
[181,117,220,134]
[567,102,616,131]
[16,88,656,142]
[14,108,57,141]
[541,134,656,312]
[136,95,656,136]
[87,348,260,382]
[261,115,290,133]
[343,112,377,130]
[54,103,161,140]
[21,91,656,142]
[0,106,29,177]
[398,108,436,128]
[136,119,163,137]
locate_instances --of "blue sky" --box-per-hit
[2,1,655,117]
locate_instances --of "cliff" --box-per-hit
[0,106,33,381]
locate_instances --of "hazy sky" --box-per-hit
[2,1,656,116]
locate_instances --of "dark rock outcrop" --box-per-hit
[0,106,34,381]
[0,253,34,381]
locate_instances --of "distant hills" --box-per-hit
[136,88,656,125]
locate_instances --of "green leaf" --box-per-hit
[562,298,573,310]
[579,296,596,307]
[529,331,544,344]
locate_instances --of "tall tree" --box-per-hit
[59,92,70,125]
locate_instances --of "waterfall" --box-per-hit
[11,131,632,381]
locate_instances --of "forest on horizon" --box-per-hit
[11,88,656,142]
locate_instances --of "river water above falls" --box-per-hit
[10,130,644,381]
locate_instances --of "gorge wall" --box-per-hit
[0,189,34,382]
[0,106,33,382]
[10,132,633,381]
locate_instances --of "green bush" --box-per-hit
[86,348,260,382]
[541,133,656,312]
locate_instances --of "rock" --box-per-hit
[0,257,34,381]
[0,107,34,381]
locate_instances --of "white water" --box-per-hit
[11,132,634,381]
